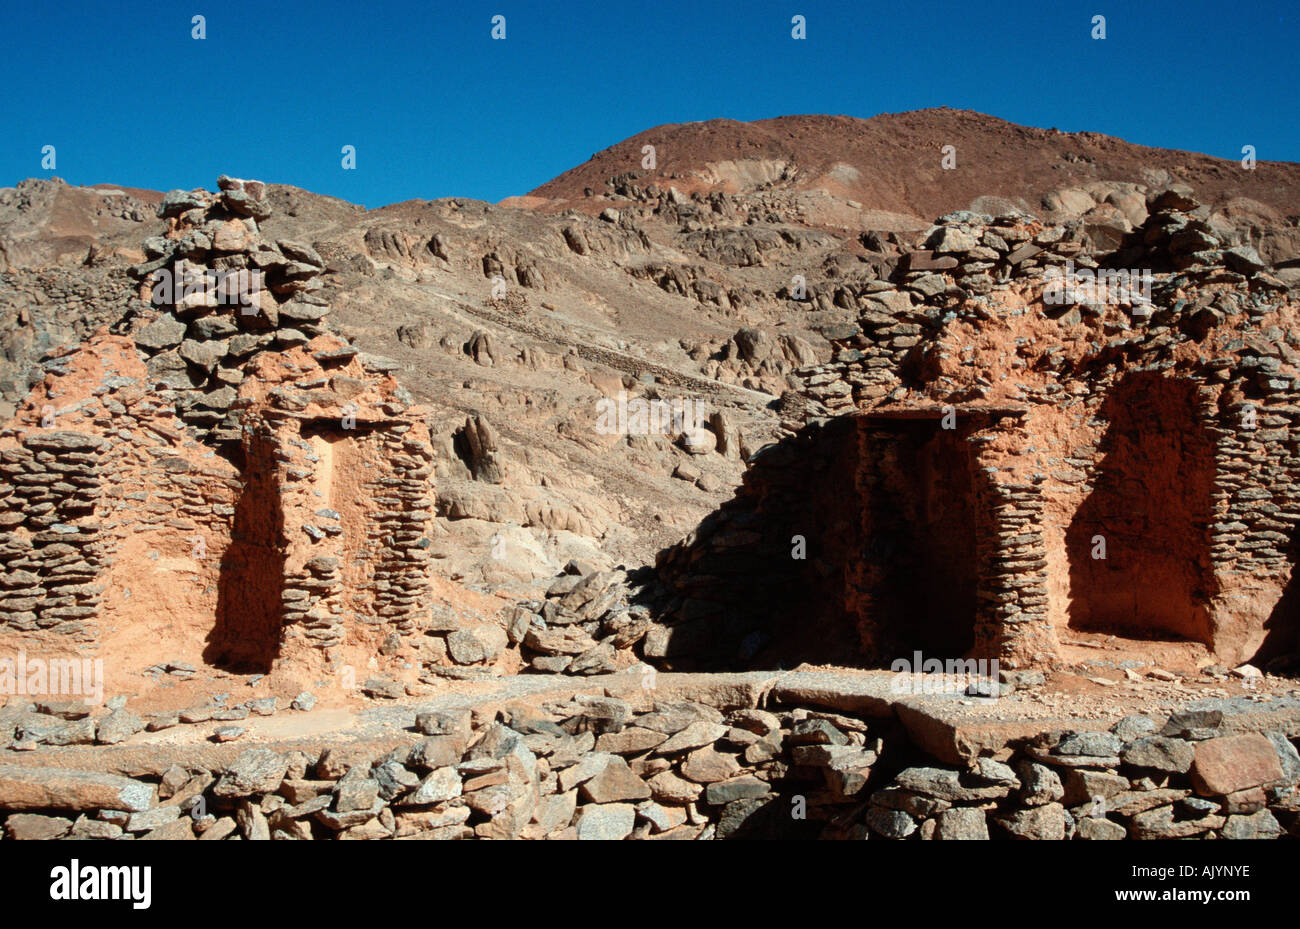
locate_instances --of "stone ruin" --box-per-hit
[649,187,1300,674]
[4,178,1298,685]
[2,179,1300,844]
[0,178,436,678]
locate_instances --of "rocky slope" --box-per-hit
[5,112,1297,591]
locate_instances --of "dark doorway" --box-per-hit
[206,430,286,671]
[859,418,979,658]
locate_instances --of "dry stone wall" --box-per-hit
[642,185,1300,672]
[3,690,1298,841]
[0,432,107,640]
[0,179,443,681]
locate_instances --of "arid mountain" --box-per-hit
[0,178,161,270]
[526,108,1300,221]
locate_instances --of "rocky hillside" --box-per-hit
[3,113,1296,598]
[527,109,1300,219]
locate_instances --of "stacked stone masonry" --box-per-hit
[0,178,439,674]
[0,432,107,640]
[647,186,1300,672]
[3,689,1298,841]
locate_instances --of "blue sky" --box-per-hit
[2,0,1296,207]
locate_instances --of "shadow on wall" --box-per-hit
[647,410,1021,671]
[854,416,980,661]
[205,431,286,673]
[1255,529,1300,671]
[646,415,869,671]
[1065,373,1217,646]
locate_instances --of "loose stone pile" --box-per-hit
[511,565,647,676]
[128,176,335,442]
[398,562,647,680]
[3,691,1297,840]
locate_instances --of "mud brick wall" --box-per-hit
[0,432,107,639]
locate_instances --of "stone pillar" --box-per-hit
[361,425,435,640]
[972,475,1056,667]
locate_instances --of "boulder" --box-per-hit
[0,765,155,813]
[1191,735,1284,796]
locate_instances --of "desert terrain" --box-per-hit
[1,108,1299,841]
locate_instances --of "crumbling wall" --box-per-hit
[648,187,1300,672]
[210,339,438,675]
[0,335,243,660]
[3,688,1298,841]
[0,178,440,685]
[126,176,335,443]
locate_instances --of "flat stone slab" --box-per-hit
[1181,696,1300,738]
[894,693,1300,766]
[0,764,156,812]
[769,670,899,716]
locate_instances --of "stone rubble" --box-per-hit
[4,692,1298,841]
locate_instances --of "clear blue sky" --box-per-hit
[3,0,1296,207]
